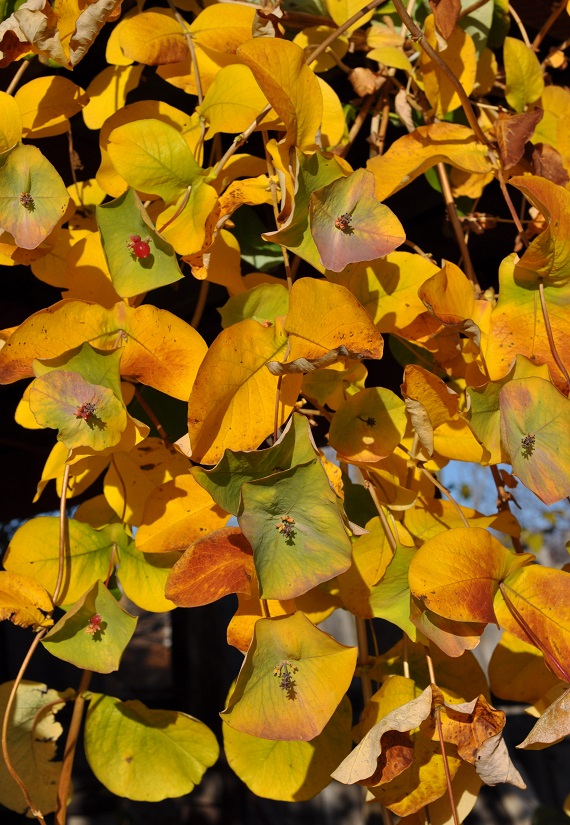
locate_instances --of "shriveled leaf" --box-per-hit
[84,694,219,800]
[0,144,69,249]
[186,319,301,465]
[408,527,534,623]
[42,580,137,673]
[332,684,433,784]
[517,688,570,750]
[430,0,461,40]
[238,459,352,600]
[0,681,66,815]
[97,188,183,298]
[221,611,357,740]
[499,376,570,504]
[223,694,352,801]
[504,36,544,112]
[0,301,207,401]
[118,8,187,65]
[237,37,323,152]
[136,473,229,553]
[310,168,405,273]
[191,413,319,515]
[494,109,544,170]
[15,76,88,139]
[0,570,53,629]
[166,527,254,607]
[329,387,407,462]
[402,365,459,455]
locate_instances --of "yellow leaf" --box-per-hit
[326,0,375,34]
[83,65,144,132]
[285,278,384,365]
[367,123,493,202]
[188,3,256,53]
[198,64,282,140]
[337,517,394,618]
[473,47,497,98]
[157,44,236,97]
[157,180,219,256]
[0,91,22,152]
[200,229,244,294]
[34,441,110,503]
[118,8,188,66]
[63,230,122,308]
[223,694,352,801]
[318,76,346,148]
[329,387,407,463]
[488,632,563,705]
[15,76,88,139]
[187,319,302,464]
[222,611,357,741]
[420,16,477,117]
[293,25,349,73]
[405,497,520,546]
[0,570,53,629]
[504,36,544,112]
[0,300,208,401]
[368,46,412,73]
[104,438,190,527]
[105,9,135,66]
[136,474,229,553]
[237,38,323,152]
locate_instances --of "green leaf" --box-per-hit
[192,412,319,516]
[310,168,405,272]
[42,580,137,673]
[369,544,418,640]
[109,524,177,613]
[223,694,353,801]
[84,694,219,800]
[33,342,124,397]
[219,283,290,329]
[503,36,544,112]
[221,611,357,740]
[107,118,204,204]
[28,371,128,451]
[0,144,69,249]
[0,681,67,815]
[97,188,183,298]
[238,459,352,600]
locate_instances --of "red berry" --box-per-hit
[132,240,151,259]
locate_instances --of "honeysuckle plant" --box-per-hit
[1,0,570,822]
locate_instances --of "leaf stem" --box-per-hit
[53,463,71,606]
[363,472,398,553]
[55,669,93,825]
[339,92,376,159]
[436,162,479,292]
[262,129,294,290]
[133,386,172,447]
[420,466,470,528]
[532,1,567,50]
[392,0,490,146]
[272,375,283,445]
[496,168,529,247]
[1,630,49,824]
[191,280,210,330]
[355,617,373,704]
[157,184,192,234]
[424,647,460,825]
[5,58,30,95]
[538,277,570,390]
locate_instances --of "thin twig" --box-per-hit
[436,162,480,291]
[133,386,172,446]
[538,278,570,390]
[272,375,283,444]
[55,670,92,825]
[497,168,529,247]
[363,473,399,553]
[508,3,531,48]
[489,465,525,557]
[533,1,566,51]
[460,0,490,18]
[393,0,490,146]
[53,463,71,606]
[356,617,373,704]
[157,185,192,234]
[5,59,30,95]
[368,86,391,160]
[213,0,388,177]
[420,465,470,527]
[1,631,49,823]
[191,279,210,330]
[339,93,376,159]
